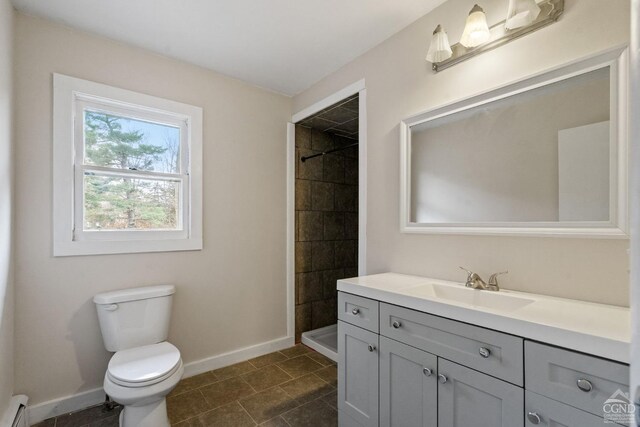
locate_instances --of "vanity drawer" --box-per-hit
[525,341,629,420]
[338,292,379,333]
[380,303,523,385]
[525,391,607,427]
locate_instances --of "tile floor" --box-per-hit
[32,344,338,427]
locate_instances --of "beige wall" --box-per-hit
[13,13,291,405]
[294,0,631,306]
[0,0,14,419]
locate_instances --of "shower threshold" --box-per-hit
[301,324,338,362]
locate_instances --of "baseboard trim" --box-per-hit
[27,388,105,426]
[27,335,294,425]
[182,335,294,378]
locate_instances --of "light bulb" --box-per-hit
[460,4,491,48]
[505,0,541,30]
[426,25,453,63]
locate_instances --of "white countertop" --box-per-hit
[337,273,630,363]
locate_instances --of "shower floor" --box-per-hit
[301,324,338,362]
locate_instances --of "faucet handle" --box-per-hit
[488,271,508,286]
[460,267,478,288]
[459,266,474,279]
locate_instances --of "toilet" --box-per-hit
[94,285,183,427]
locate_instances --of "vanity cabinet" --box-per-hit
[337,291,630,427]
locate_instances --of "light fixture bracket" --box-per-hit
[432,0,564,72]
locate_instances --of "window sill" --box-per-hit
[53,238,203,257]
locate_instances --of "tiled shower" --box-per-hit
[294,95,359,345]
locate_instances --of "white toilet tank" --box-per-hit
[94,285,175,352]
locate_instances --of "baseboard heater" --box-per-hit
[1,396,29,427]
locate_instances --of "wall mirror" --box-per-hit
[400,48,628,238]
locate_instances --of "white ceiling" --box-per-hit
[11,0,446,96]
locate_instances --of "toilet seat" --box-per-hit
[107,342,181,388]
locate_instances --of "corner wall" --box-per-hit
[13,13,292,409]
[293,0,631,307]
[0,0,15,420]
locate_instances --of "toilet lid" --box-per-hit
[108,342,181,385]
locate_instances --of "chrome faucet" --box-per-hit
[459,267,508,292]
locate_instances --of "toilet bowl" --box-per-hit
[94,285,182,427]
[104,342,183,427]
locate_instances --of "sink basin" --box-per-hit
[404,283,535,312]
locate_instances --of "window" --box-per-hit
[53,74,202,256]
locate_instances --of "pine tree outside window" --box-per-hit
[53,75,203,256]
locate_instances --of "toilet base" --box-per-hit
[119,398,169,427]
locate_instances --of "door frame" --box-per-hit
[286,79,368,339]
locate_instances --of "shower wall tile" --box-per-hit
[299,211,323,241]
[335,240,357,269]
[295,126,311,149]
[344,212,358,240]
[295,180,312,210]
[311,182,334,211]
[334,184,358,212]
[346,146,359,159]
[295,303,312,342]
[323,212,344,241]
[311,241,334,271]
[323,154,345,184]
[344,268,358,279]
[295,242,312,273]
[344,157,358,185]
[297,272,323,304]
[322,269,344,300]
[311,129,334,152]
[298,149,324,181]
[311,299,338,330]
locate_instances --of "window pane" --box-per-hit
[84,110,181,174]
[83,173,181,231]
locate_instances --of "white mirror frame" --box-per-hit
[400,47,629,238]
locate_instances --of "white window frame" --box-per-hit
[53,74,203,256]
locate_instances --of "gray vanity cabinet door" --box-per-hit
[438,358,524,427]
[379,336,437,427]
[338,321,379,427]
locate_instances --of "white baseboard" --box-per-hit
[27,388,104,426]
[27,335,294,425]
[182,335,294,378]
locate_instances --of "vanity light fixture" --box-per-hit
[505,0,541,29]
[460,4,491,48]
[426,25,453,63]
[427,0,564,72]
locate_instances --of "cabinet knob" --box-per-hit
[438,374,448,384]
[478,347,491,358]
[423,367,432,377]
[392,321,402,329]
[577,378,593,392]
[351,308,360,315]
[527,412,542,425]
[368,344,376,352]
